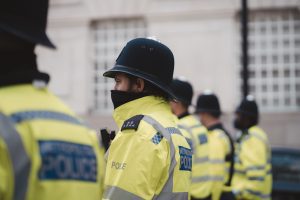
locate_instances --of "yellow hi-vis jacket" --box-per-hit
[178,114,212,199]
[104,96,192,200]
[207,124,234,200]
[231,126,272,200]
[0,84,104,200]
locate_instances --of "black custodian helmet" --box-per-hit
[171,79,193,105]
[103,37,176,99]
[236,95,259,117]
[195,90,222,117]
[0,0,55,48]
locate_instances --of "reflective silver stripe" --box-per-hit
[178,124,195,150]
[235,169,246,174]
[10,110,84,126]
[190,124,202,129]
[251,133,268,146]
[0,113,31,200]
[166,127,182,135]
[153,192,188,200]
[142,116,177,199]
[194,156,209,164]
[143,116,171,141]
[104,185,143,200]
[192,175,211,183]
[245,165,266,171]
[178,124,191,133]
[210,159,225,164]
[248,176,265,181]
[192,175,224,183]
[210,176,224,181]
[236,167,271,175]
[246,189,270,199]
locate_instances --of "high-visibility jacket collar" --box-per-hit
[113,95,173,129]
[207,122,223,131]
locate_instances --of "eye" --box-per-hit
[114,77,120,83]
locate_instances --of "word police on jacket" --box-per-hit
[38,140,97,182]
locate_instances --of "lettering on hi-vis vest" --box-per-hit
[38,140,97,182]
[179,146,192,171]
[111,161,127,170]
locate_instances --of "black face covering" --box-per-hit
[111,90,148,109]
[233,114,253,131]
[233,118,244,130]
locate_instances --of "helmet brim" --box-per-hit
[194,108,222,115]
[0,24,56,49]
[103,65,176,100]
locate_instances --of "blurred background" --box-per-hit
[37,0,300,149]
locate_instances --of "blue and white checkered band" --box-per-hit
[152,132,163,144]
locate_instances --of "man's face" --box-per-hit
[198,112,208,127]
[169,100,178,114]
[233,113,247,130]
[114,73,131,91]
[198,113,204,125]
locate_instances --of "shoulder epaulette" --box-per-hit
[121,115,144,131]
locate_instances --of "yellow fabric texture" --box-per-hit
[207,128,232,200]
[231,126,272,200]
[104,96,191,199]
[178,115,212,199]
[0,84,104,200]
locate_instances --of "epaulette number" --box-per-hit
[121,115,144,131]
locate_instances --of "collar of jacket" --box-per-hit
[113,95,173,129]
[207,122,223,131]
[178,111,190,119]
[179,114,199,126]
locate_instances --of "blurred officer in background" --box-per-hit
[102,37,191,199]
[230,95,272,200]
[195,91,234,200]
[170,79,212,200]
[0,0,104,199]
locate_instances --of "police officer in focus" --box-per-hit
[0,1,104,199]
[170,79,212,200]
[102,38,192,199]
[230,95,272,200]
[195,91,234,200]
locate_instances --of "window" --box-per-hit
[91,19,147,114]
[245,9,300,112]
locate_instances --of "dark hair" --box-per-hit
[127,74,169,101]
[209,111,221,118]
[181,102,189,110]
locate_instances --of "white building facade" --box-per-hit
[38,0,300,148]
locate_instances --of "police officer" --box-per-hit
[102,38,192,199]
[195,91,234,200]
[230,95,272,200]
[0,1,104,199]
[170,79,212,200]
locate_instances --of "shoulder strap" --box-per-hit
[121,115,144,131]
[221,128,235,186]
[0,112,31,200]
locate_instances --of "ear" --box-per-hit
[135,78,145,92]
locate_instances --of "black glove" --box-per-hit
[100,129,115,151]
[220,191,236,200]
